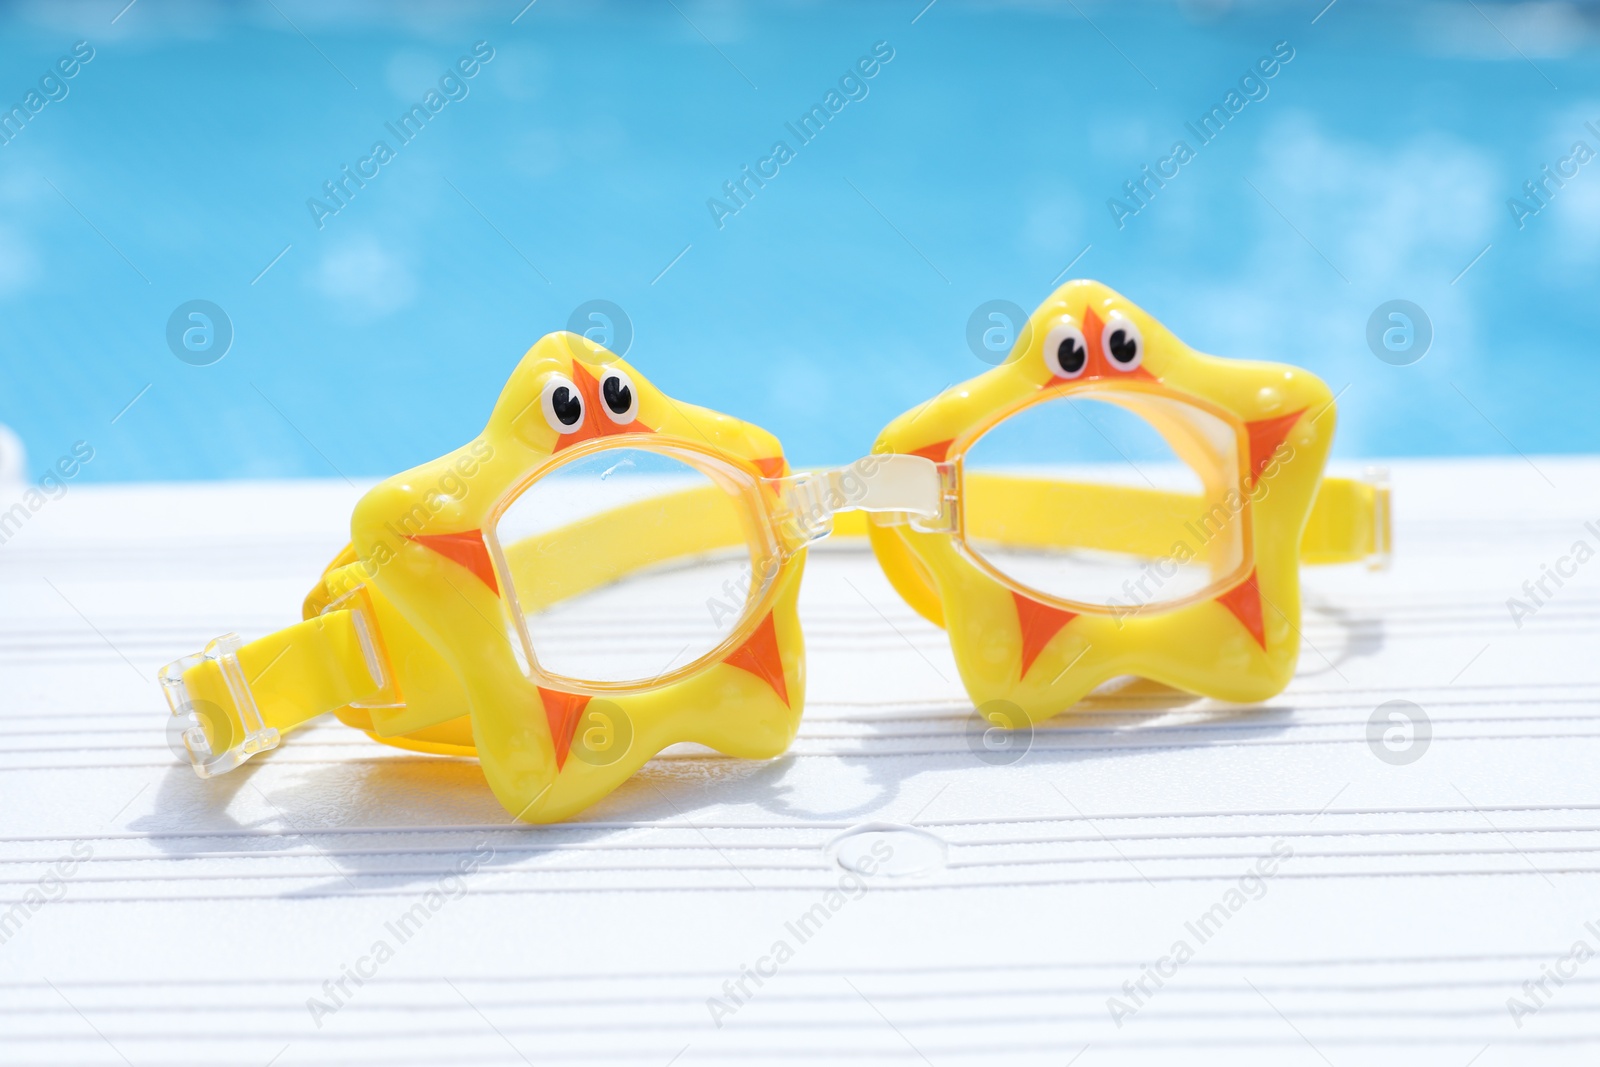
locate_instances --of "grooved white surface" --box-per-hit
[1,459,1598,1066]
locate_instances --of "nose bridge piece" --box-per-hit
[770,453,955,550]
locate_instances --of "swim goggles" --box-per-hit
[160,280,1390,822]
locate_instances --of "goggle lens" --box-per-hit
[493,445,774,686]
[960,388,1252,614]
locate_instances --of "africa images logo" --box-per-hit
[1106,40,1295,229]
[306,41,496,230]
[706,41,896,229]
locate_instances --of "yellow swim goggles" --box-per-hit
[161,280,1390,822]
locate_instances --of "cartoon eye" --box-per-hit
[540,375,584,433]
[600,369,638,425]
[1101,312,1143,371]
[1042,319,1089,379]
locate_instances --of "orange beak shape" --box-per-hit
[553,362,656,453]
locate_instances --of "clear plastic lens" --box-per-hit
[960,389,1248,612]
[493,447,769,685]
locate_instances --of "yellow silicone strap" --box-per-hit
[959,474,1222,562]
[498,473,1385,614]
[500,485,747,613]
[951,473,1386,565]
[1299,474,1390,564]
[180,610,380,750]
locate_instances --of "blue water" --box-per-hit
[0,0,1596,483]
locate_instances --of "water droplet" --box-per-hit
[827,823,947,878]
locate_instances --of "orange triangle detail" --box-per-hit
[1216,569,1267,649]
[723,611,789,706]
[1011,591,1077,678]
[410,530,499,595]
[910,439,953,463]
[753,456,787,479]
[1244,408,1307,486]
[553,362,656,452]
[553,362,604,452]
[537,687,591,769]
[1078,307,1158,382]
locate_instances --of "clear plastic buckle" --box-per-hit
[158,633,280,778]
[319,588,400,710]
[771,453,953,548]
[1363,465,1393,572]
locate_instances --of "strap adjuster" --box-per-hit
[771,454,954,548]
[1364,465,1393,572]
[159,633,281,778]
